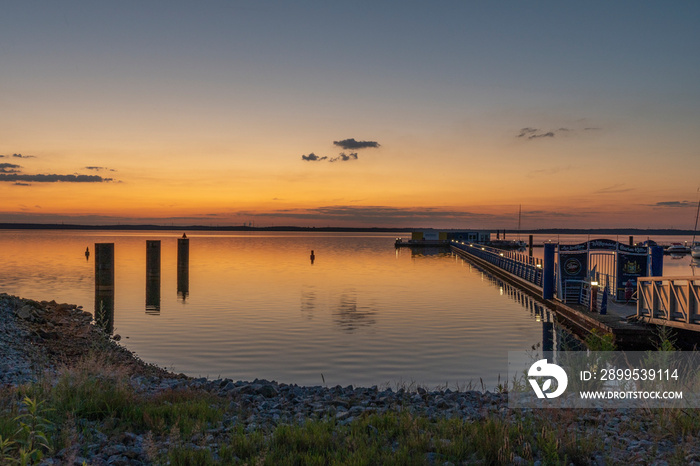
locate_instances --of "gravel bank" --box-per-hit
[2,293,700,465]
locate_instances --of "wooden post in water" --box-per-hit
[629,235,634,246]
[177,234,189,301]
[146,240,161,314]
[528,234,534,257]
[94,243,115,334]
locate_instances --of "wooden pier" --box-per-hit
[450,244,655,348]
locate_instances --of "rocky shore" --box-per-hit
[2,293,700,465]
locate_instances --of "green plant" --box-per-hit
[0,435,16,463]
[11,397,54,464]
[655,324,677,351]
[585,329,616,351]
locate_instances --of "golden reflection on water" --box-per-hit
[7,230,693,387]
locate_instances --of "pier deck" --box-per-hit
[450,245,655,348]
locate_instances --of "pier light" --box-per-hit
[536,264,542,269]
[500,253,504,256]
[591,281,599,286]
[481,247,485,250]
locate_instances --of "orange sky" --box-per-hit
[1,2,699,229]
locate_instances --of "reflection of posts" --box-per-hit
[542,319,553,353]
[177,235,190,301]
[94,243,115,334]
[146,240,161,314]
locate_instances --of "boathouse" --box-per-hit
[410,230,490,243]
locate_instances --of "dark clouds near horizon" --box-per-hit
[0,173,114,183]
[0,153,35,158]
[238,205,497,223]
[0,163,21,173]
[0,159,116,184]
[649,200,697,208]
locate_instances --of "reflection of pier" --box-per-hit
[468,259,578,352]
[451,242,654,348]
[94,243,115,334]
[333,290,377,332]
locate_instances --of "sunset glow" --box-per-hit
[2,2,699,229]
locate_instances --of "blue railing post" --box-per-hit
[542,243,555,300]
[650,246,664,277]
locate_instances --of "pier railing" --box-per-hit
[451,241,544,287]
[636,277,700,327]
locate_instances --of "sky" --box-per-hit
[1,1,699,229]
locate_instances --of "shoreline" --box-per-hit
[2,293,700,464]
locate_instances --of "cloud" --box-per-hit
[329,152,358,162]
[517,125,600,140]
[238,205,497,223]
[517,128,539,138]
[85,166,116,172]
[0,174,113,183]
[0,163,22,173]
[529,131,555,139]
[301,153,328,162]
[517,127,554,139]
[333,138,380,150]
[593,184,634,194]
[0,153,35,158]
[649,200,696,208]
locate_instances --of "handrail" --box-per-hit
[636,276,700,326]
[450,241,543,287]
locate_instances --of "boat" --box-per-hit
[665,243,690,254]
[692,244,700,259]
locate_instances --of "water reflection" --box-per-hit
[333,290,377,332]
[177,235,190,302]
[94,243,114,334]
[300,288,317,319]
[454,253,580,352]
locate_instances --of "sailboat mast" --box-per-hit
[693,197,700,245]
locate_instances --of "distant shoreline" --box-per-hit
[0,222,696,236]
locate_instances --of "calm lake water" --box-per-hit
[1,230,697,388]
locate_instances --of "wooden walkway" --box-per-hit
[450,245,655,348]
